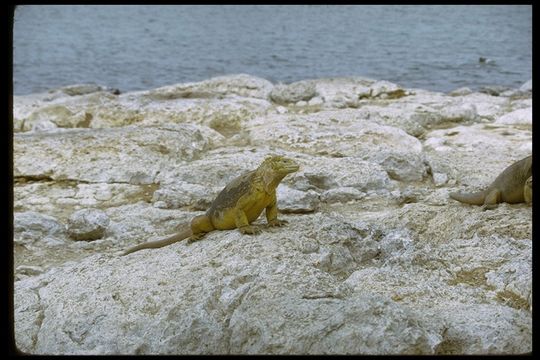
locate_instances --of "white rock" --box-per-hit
[439,102,478,122]
[151,182,213,210]
[147,74,274,100]
[15,265,44,277]
[423,124,531,188]
[457,92,510,120]
[14,124,224,184]
[228,294,439,354]
[14,211,66,245]
[423,137,453,153]
[291,156,392,192]
[321,187,366,203]
[247,113,426,181]
[307,96,323,106]
[269,81,317,105]
[495,107,532,125]
[276,186,319,213]
[448,87,473,96]
[519,80,532,92]
[31,119,58,132]
[14,76,273,133]
[42,236,67,247]
[18,104,91,131]
[432,172,448,186]
[486,259,532,310]
[275,106,287,114]
[67,208,110,241]
[369,80,406,98]
[311,77,373,107]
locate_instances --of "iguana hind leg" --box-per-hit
[482,189,501,211]
[187,215,215,244]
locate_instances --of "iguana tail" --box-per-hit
[122,227,192,256]
[449,190,487,205]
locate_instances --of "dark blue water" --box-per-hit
[13,5,532,95]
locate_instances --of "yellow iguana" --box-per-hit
[122,155,299,255]
[449,155,532,210]
[524,175,532,204]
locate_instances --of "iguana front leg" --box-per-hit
[266,193,288,227]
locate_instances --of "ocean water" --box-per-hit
[13,5,532,95]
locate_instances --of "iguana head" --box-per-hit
[261,155,300,175]
[258,155,300,192]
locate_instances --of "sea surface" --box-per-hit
[13,5,532,95]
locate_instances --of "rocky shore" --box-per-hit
[13,74,532,354]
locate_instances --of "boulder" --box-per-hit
[495,107,532,125]
[247,112,426,181]
[67,209,110,241]
[269,81,317,105]
[14,211,66,246]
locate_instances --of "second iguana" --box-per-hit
[449,155,532,210]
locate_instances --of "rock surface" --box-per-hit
[13,74,532,354]
[67,208,110,241]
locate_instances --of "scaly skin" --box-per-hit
[449,155,532,210]
[122,155,299,255]
[524,176,532,205]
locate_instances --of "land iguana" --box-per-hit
[524,175,532,204]
[449,155,532,210]
[122,155,300,255]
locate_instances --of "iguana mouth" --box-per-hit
[283,163,300,173]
